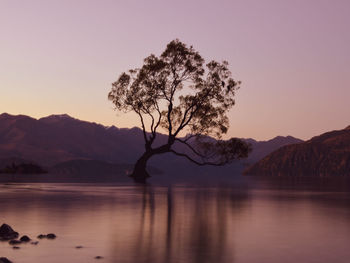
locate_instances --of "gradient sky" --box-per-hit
[1,0,349,140]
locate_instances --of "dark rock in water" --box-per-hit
[37,233,56,239]
[75,246,83,249]
[46,233,56,239]
[31,241,39,245]
[9,240,21,245]
[20,235,31,242]
[0,257,13,263]
[12,246,20,249]
[95,256,103,259]
[0,224,19,240]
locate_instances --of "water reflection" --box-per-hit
[1,184,350,263]
[109,186,251,263]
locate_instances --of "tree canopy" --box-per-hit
[109,39,251,180]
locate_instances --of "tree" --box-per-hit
[108,39,251,181]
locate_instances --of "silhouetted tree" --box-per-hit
[109,39,251,181]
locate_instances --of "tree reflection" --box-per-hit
[110,185,251,263]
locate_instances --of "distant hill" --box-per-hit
[243,136,303,163]
[244,126,350,177]
[0,113,145,166]
[0,113,303,178]
[51,159,161,176]
[0,157,29,169]
[0,157,46,174]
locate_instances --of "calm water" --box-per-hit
[1,183,350,263]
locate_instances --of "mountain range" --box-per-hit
[244,125,350,176]
[0,113,303,180]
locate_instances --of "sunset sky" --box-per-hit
[1,0,349,140]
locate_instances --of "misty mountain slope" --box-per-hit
[245,136,303,163]
[244,126,350,176]
[0,113,146,166]
[0,113,302,175]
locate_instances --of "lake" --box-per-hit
[1,181,350,263]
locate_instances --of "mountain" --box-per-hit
[0,113,146,166]
[0,113,302,177]
[243,136,303,163]
[244,126,350,177]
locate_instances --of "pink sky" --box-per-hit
[1,0,349,140]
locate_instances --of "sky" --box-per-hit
[1,0,349,140]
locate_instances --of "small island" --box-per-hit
[0,158,47,174]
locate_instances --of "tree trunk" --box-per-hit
[130,151,153,183]
[131,143,172,183]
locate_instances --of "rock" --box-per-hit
[0,257,12,263]
[95,256,103,259]
[31,241,39,245]
[20,235,31,242]
[46,233,56,239]
[12,246,20,249]
[0,224,19,241]
[9,240,21,245]
[37,233,56,239]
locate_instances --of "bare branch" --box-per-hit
[174,138,207,158]
[152,104,162,139]
[145,109,155,134]
[169,150,226,166]
[134,107,148,144]
[173,105,197,137]
[167,101,173,137]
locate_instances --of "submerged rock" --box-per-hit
[31,241,39,245]
[20,235,31,242]
[0,257,12,263]
[47,233,56,239]
[12,246,20,250]
[0,224,18,241]
[95,256,104,259]
[75,246,83,249]
[8,240,21,245]
[37,233,56,239]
